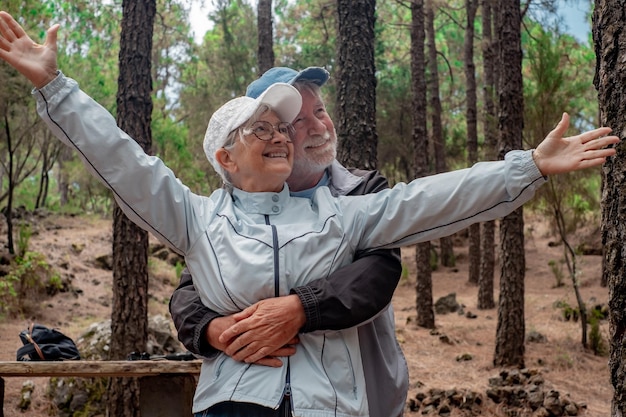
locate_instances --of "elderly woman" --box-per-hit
[0,11,618,417]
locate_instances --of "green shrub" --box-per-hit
[548,259,565,288]
[0,251,61,316]
[589,309,607,356]
[554,299,579,322]
[16,223,32,257]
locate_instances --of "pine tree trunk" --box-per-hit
[108,0,155,415]
[494,208,525,367]
[493,0,525,368]
[478,221,496,309]
[410,0,435,329]
[257,0,274,75]
[465,0,480,285]
[593,0,626,413]
[415,243,435,328]
[336,0,377,170]
[478,0,497,309]
[57,146,71,207]
[425,1,454,267]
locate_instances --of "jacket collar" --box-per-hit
[327,160,365,197]
[231,184,291,215]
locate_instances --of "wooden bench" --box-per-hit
[0,360,202,417]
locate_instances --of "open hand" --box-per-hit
[533,113,620,176]
[0,11,60,88]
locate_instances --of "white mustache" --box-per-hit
[305,131,332,148]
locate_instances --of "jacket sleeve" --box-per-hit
[34,73,211,256]
[291,170,403,333]
[169,268,221,357]
[347,150,547,251]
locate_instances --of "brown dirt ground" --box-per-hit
[0,213,611,416]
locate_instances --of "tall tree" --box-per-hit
[411,0,435,329]
[336,0,377,169]
[257,0,275,75]
[593,0,626,413]
[35,131,61,209]
[0,97,42,254]
[478,0,497,310]
[493,0,526,368]
[107,0,155,415]
[465,0,480,285]
[425,0,454,267]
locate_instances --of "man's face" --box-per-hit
[289,87,337,177]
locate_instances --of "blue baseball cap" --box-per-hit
[246,67,330,99]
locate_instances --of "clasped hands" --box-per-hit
[208,294,306,367]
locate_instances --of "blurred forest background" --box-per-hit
[0,0,599,219]
[2,0,623,414]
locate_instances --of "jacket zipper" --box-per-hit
[283,360,293,416]
[266,216,291,414]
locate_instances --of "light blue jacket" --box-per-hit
[35,74,547,417]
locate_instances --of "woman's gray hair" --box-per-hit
[218,104,273,189]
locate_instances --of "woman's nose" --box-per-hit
[271,130,292,143]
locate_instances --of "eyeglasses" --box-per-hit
[244,121,295,141]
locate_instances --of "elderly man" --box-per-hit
[169,66,408,417]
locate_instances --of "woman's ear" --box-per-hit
[215,147,238,174]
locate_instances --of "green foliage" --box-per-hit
[399,262,410,284]
[49,376,108,417]
[430,246,439,271]
[554,299,579,322]
[0,0,604,238]
[175,261,185,280]
[275,0,337,72]
[16,223,32,257]
[0,218,61,315]
[0,251,61,316]
[548,259,565,288]
[523,24,601,238]
[588,309,607,356]
[553,351,574,369]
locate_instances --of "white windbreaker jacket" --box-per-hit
[34,74,547,417]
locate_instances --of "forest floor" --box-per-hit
[0,212,612,416]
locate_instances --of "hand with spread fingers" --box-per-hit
[533,113,619,176]
[0,11,60,88]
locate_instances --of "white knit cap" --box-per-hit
[203,82,302,178]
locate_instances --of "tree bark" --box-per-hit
[478,0,497,310]
[465,0,480,285]
[593,0,626,414]
[257,0,274,75]
[2,112,15,255]
[108,0,155,415]
[336,0,377,170]
[493,0,525,368]
[410,0,435,329]
[425,0,454,267]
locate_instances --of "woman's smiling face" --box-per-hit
[226,110,294,193]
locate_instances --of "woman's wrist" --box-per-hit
[33,70,59,89]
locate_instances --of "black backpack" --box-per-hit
[16,323,81,361]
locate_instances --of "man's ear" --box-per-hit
[215,147,238,174]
